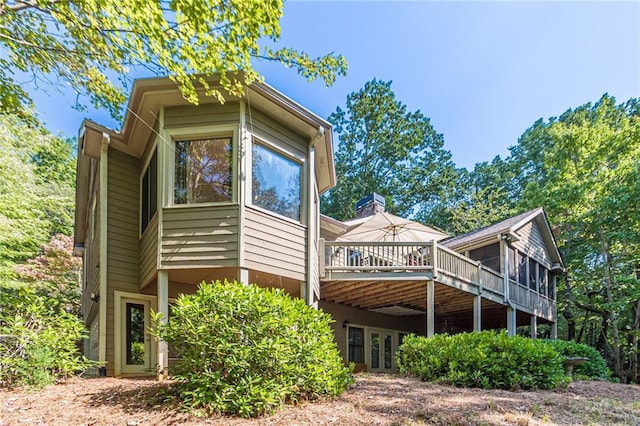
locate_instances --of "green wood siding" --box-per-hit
[244,207,306,281]
[161,205,239,268]
[164,102,240,128]
[106,149,140,376]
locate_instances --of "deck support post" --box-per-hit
[426,280,435,337]
[551,321,558,339]
[473,294,482,332]
[506,306,517,336]
[157,270,169,380]
[530,315,538,339]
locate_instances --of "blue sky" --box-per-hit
[29,1,640,170]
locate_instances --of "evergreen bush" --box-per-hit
[396,331,568,390]
[152,280,353,417]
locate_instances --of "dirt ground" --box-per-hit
[2,374,640,426]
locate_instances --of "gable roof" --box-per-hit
[442,207,564,269]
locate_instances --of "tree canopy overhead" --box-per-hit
[321,79,459,223]
[0,0,348,120]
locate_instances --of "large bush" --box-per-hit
[396,331,567,390]
[0,286,91,388]
[153,280,353,417]
[543,339,611,379]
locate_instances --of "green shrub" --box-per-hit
[0,286,92,388]
[152,280,353,417]
[396,331,568,390]
[542,339,611,379]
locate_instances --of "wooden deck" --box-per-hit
[319,240,556,321]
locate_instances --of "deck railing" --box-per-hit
[321,241,434,273]
[321,239,555,314]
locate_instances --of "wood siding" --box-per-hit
[82,171,100,324]
[139,214,158,287]
[246,108,307,158]
[106,150,141,376]
[244,207,306,281]
[164,102,240,128]
[513,221,552,267]
[161,205,239,268]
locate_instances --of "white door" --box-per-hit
[120,298,152,375]
[370,330,394,372]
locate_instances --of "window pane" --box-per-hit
[126,303,145,365]
[141,149,157,233]
[348,327,364,364]
[371,333,380,369]
[252,142,301,220]
[384,334,392,369]
[539,264,548,296]
[175,138,232,204]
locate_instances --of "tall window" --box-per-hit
[348,326,365,364]
[251,141,302,221]
[141,149,157,233]
[175,137,232,204]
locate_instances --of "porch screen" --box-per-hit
[175,137,232,204]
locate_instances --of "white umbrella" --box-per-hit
[338,211,448,242]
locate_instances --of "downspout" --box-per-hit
[98,133,110,371]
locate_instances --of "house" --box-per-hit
[74,76,564,376]
[319,199,564,372]
[74,75,333,377]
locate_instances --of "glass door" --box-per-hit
[121,298,151,374]
[370,330,394,372]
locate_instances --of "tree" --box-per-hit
[0,0,347,120]
[321,79,459,224]
[14,234,82,316]
[431,156,520,235]
[0,114,75,279]
[511,95,640,381]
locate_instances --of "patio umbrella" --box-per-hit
[337,211,448,242]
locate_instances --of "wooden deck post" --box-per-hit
[426,280,435,337]
[551,321,558,339]
[530,315,538,339]
[506,306,517,336]
[157,270,169,380]
[473,294,482,332]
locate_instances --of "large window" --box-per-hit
[175,137,232,204]
[251,141,302,221]
[141,148,157,233]
[348,326,365,364]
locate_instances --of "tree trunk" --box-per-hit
[599,228,623,380]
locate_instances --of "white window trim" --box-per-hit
[165,125,239,207]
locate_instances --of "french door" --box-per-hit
[369,329,394,372]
